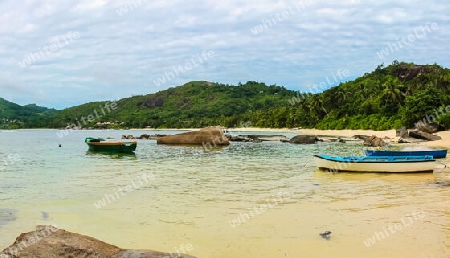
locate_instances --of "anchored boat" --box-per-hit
[365,147,447,159]
[314,154,436,173]
[85,137,137,153]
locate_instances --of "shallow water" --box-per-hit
[0,130,449,257]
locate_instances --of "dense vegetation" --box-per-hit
[231,61,450,130]
[0,98,56,129]
[50,81,297,129]
[2,61,450,130]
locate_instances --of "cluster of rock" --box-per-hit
[227,134,288,142]
[122,134,166,140]
[363,135,388,147]
[397,122,442,143]
[0,225,194,258]
[119,122,443,147]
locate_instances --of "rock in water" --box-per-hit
[319,231,332,240]
[408,130,442,141]
[41,211,49,220]
[157,126,230,146]
[289,135,318,144]
[0,225,195,258]
[396,126,408,138]
[363,135,386,147]
[414,121,439,134]
[0,209,16,226]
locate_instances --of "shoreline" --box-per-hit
[7,127,449,149]
[140,127,449,148]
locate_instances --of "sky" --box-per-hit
[0,0,449,109]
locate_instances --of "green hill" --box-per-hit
[282,61,450,130]
[3,61,450,130]
[0,98,56,129]
[48,81,297,129]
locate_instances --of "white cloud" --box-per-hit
[0,0,448,109]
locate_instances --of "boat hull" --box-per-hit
[85,138,137,153]
[314,155,436,173]
[365,149,447,159]
[86,142,137,153]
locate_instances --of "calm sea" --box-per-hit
[0,129,449,258]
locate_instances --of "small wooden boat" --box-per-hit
[365,147,447,159]
[314,154,436,173]
[85,137,137,153]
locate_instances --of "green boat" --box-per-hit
[85,137,137,153]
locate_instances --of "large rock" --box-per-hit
[398,137,427,144]
[157,126,230,146]
[363,135,387,147]
[414,121,439,134]
[227,135,251,142]
[353,135,370,141]
[396,126,408,138]
[0,225,195,258]
[408,130,442,141]
[289,135,318,144]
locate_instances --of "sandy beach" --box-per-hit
[133,126,449,148]
[226,127,450,148]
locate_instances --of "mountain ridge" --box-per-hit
[2,61,450,130]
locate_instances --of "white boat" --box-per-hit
[314,154,436,173]
[365,146,447,159]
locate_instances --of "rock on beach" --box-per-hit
[0,225,195,258]
[157,126,230,146]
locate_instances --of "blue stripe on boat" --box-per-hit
[314,154,435,163]
[364,149,447,159]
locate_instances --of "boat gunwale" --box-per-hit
[315,166,434,173]
[86,141,137,146]
[364,149,447,158]
[313,154,436,163]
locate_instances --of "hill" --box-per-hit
[47,81,297,129]
[229,61,450,130]
[0,98,57,129]
[2,61,450,130]
[300,61,450,130]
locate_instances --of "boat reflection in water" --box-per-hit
[85,150,137,159]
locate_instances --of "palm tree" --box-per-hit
[381,77,403,105]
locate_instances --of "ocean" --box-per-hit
[0,129,449,257]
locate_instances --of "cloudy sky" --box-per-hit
[0,0,449,109]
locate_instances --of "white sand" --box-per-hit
[227,127,449,148]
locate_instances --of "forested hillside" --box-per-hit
[0,98,56,129]
[230,61,450,130]
[47,81,296,129]
[2,61,450,130]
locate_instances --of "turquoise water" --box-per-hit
[1,129,450,257]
